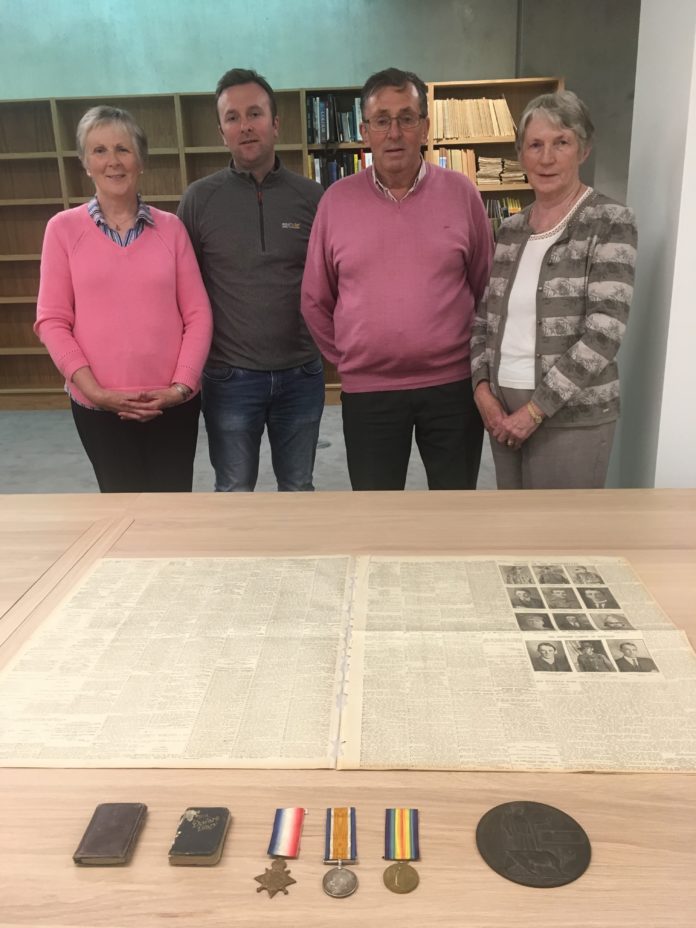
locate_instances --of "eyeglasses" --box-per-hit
[363,113,424,133]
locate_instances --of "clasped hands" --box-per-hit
[474,383,541,450]
[103,387,186,422]
[72,367,189,421]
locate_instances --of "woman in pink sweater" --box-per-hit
[35,106,212,492]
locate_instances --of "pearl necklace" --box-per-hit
[529,186,592,239]
[530,183,585,233]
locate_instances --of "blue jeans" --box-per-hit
[201,360,325,492]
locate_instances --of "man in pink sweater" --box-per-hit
[301,68,493,491]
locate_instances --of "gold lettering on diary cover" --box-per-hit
[168,807,231,866]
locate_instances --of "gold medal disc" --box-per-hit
[383,861,419,894]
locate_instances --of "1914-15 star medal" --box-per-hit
[254,858,296,897]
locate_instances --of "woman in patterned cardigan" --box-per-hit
[471,91,637,489]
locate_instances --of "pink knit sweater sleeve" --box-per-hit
[300,197,341,366]
[35,213,90,381]
[465,184,494,305]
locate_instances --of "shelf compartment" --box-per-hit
[0,302,41,350]
[185,151,230,183]
[276,91,303,146]
[0,353,63,390]
[305,88,363,146]
[432,135,516,145]
[179,90,303,148]
[281,150,306,177]
[0,101,55,154]
[63,152,184,199]
[0,258,41,298]
[55,95,179,152]
[0,204,63,254]
[179,94,219,148]
[0,156,63,200]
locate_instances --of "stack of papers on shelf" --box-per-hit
[476,156,503,186]
[500,158,526,184]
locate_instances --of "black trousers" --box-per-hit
[71,395,201,493]
[341,378,483,491]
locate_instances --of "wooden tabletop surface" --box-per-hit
[1,489,694,928]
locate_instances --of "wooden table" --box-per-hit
[1,489,694,928]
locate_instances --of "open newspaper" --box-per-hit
[0,555,694,771]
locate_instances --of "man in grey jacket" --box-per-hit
[178,68,324,491]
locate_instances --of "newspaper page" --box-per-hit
[2,554,695,771]
[0,556,352,768]
[338,556,696,772]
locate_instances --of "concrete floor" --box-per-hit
[0,406,496,493]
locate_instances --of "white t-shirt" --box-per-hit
[498,227,563,388]
[498,187,593,390]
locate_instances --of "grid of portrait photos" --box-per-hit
[499,562,659,674]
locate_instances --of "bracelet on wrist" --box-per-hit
[526,401,543,425]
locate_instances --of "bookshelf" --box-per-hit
[0,77,560,409]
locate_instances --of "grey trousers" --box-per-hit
[490,387,616,490]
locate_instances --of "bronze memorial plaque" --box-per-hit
[475,801,591,888]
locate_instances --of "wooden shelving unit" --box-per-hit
[428,76,562,225]
[0,77,560,409]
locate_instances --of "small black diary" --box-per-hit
[73,802,147,865]
[168,806,231,866]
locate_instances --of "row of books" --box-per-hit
[436,146,477,179]
[436,149,527,186]
[487,197,523,234]
[308,150,373,188]
[433,96,516,141]
[307,94,363,145]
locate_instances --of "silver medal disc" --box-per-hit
[323,866,358,898]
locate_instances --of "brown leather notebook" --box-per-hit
[168,807,231,866]
[73,802,147,865]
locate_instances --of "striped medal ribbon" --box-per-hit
[268,807,305,858]
[322,807,358,898]
[254,807,305,897]
[383,807,420,894]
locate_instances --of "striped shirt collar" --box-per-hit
[87,195,154,244]
[371,158,427,202]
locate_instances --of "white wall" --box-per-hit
[0,0,519,97]
[654,35,696,487]
[520,0,640,203]
[613,0,696,487]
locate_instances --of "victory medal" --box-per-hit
[383,807,420,893]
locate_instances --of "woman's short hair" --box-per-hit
[76,105,148,166]
[516,90,594,153]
